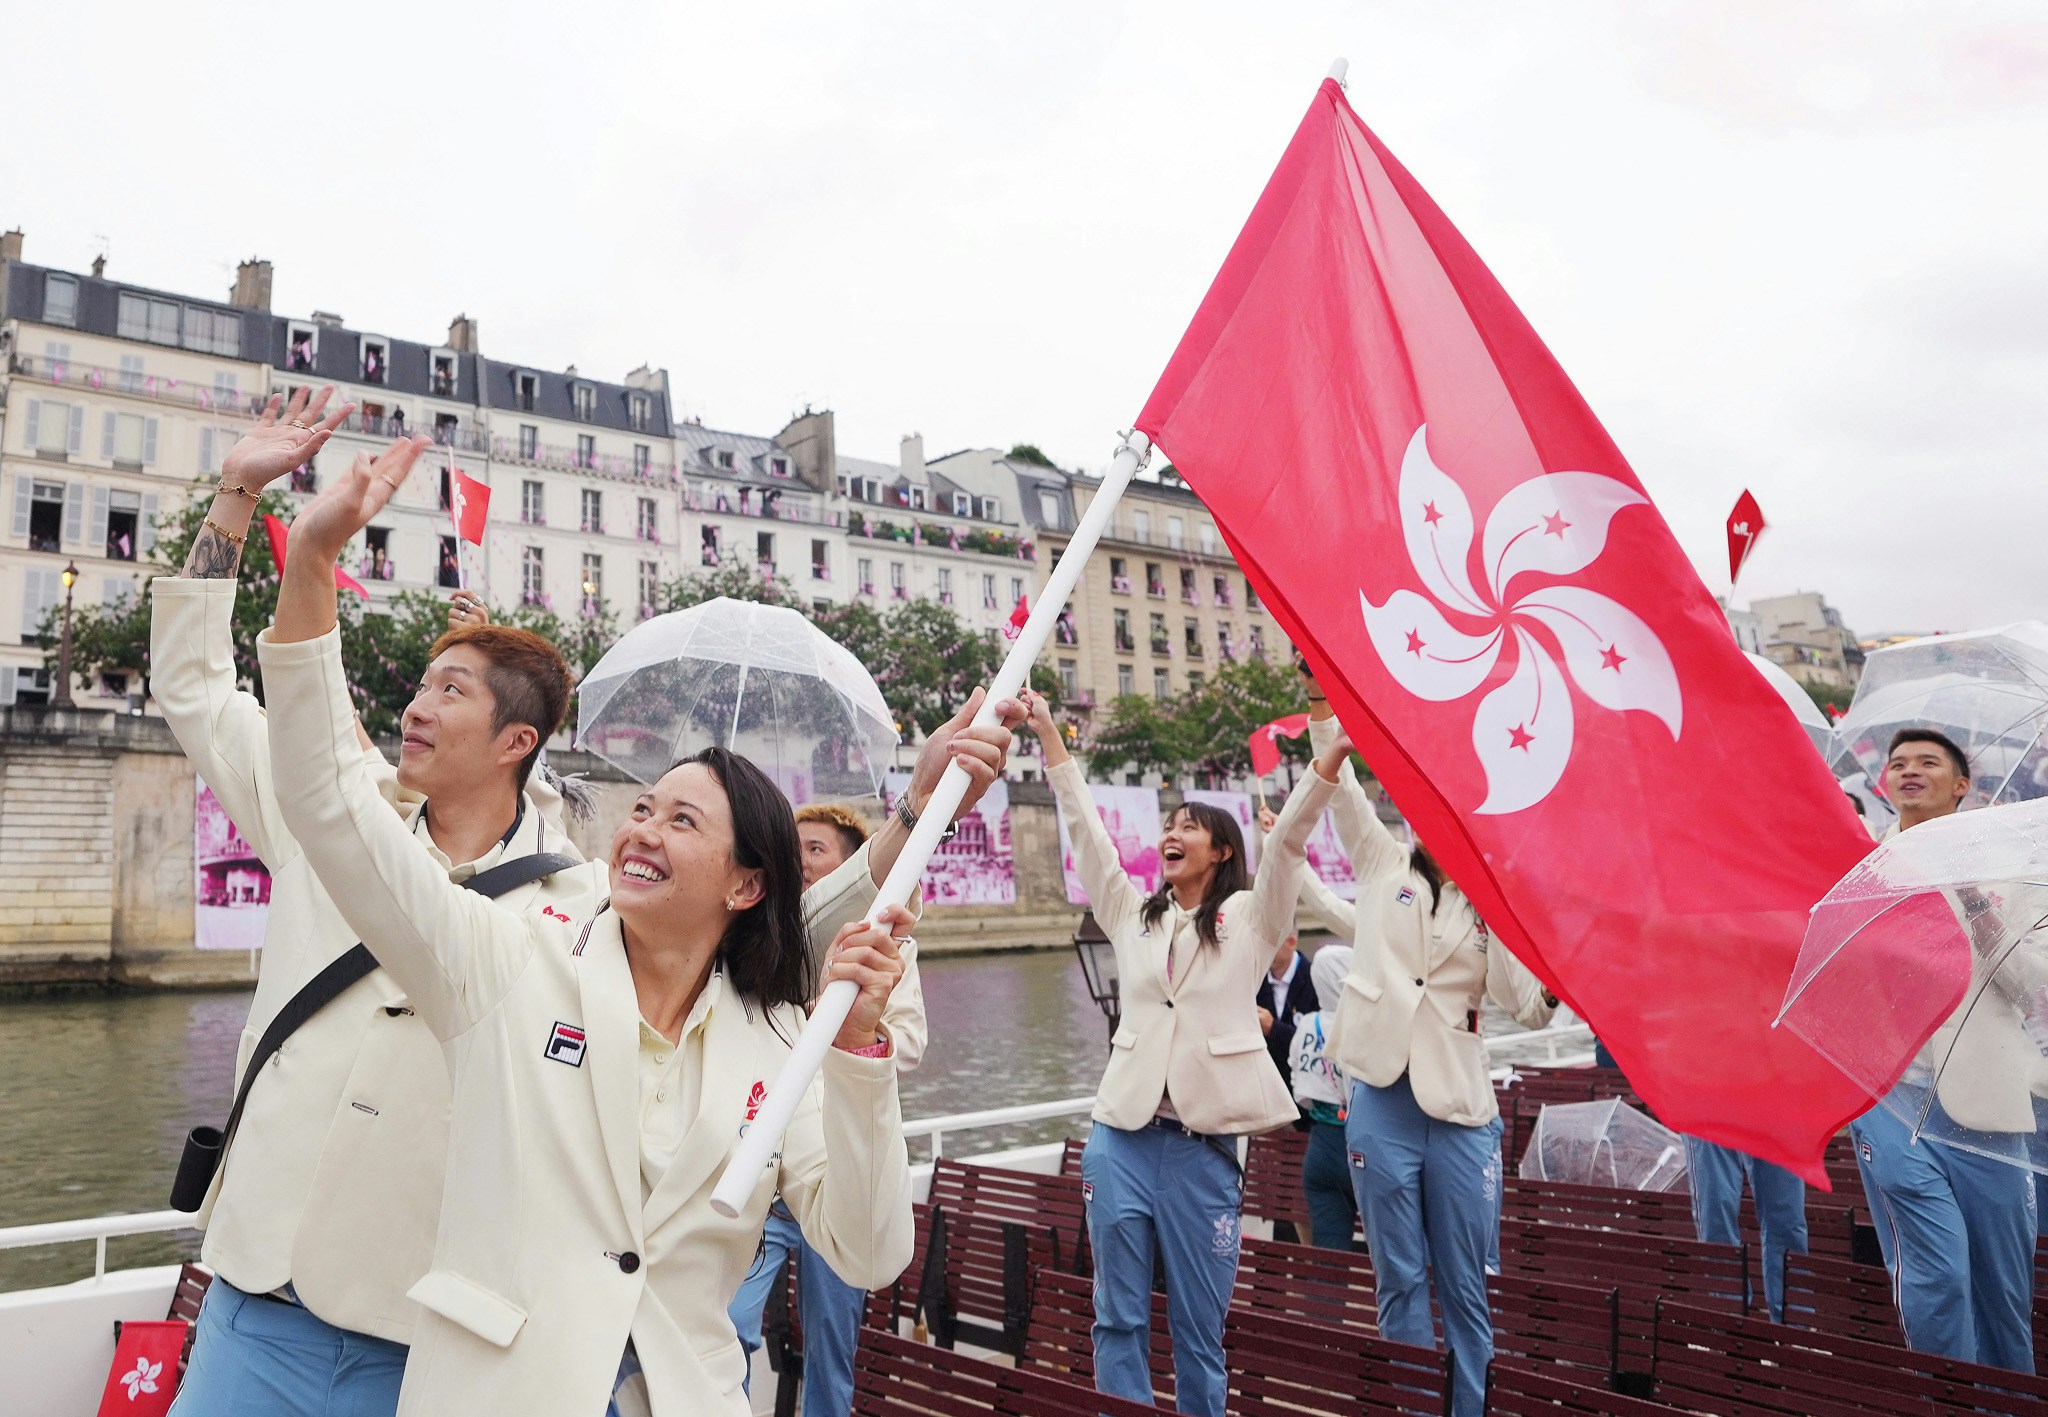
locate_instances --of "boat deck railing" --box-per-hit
[0,1018,1596,1286]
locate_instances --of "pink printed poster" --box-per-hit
[1057,782,1163,906]
[884,772,1016,907]
[194,777,270,951]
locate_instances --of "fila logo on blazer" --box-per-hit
[545,1021,587,1067]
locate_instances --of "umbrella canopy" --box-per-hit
[575,598,897,799]
[1745,651,1833,759]
[1779,796,2048,1174]
[1517,1098,1689,1191]
[1831,624,2048,810]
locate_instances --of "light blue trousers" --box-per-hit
[1684,1137,1809,1322]
[167,1279,405,1417]
[726,1206,869,1417]
[1852,1101,2037,1373]
[1346,1075,1501,1417]
[1081,1122,1243,1417]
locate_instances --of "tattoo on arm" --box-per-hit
[182,522,244,580]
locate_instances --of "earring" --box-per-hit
[725,896,737,911]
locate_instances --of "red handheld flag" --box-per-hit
[450,468,491,546]
[1726,489,1766,585]
[1248,712,1310,779]
[96,1319,186,1415]
[1003,595,1029,641]
[263,514,368,598]
[1135,79,1878,1181]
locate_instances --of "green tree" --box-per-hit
[1800,677,1853,717]
[1082,656,1310,784]
[1006,443,1055,468]
[1083,691,1193,780]
[659,560,805,612]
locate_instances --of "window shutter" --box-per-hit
[11,475,31,539]
[23,400,39,450]
[90,486,110,551]
[63,483,85,545]
[101,412,117,459]
[20,570,51,636]
[199,429,215,474]
[140,494,160,556]
[68,405,84,454]
[0,666,14,707]
[144,419,159,466]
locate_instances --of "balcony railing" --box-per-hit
[1111,576,1132,593]
[492,436,679,485]
[11,353,267,416]
[1114,635,1136,654]
[1151,636,1172,657]
[1146,581,1166,598]
[685,489,844,528]
[338,411,489,452]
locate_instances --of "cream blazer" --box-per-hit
[152,578,601,1340]
[258,627,913,1417]
[1053,759,1335,1136]
[1310,717,1554,1128]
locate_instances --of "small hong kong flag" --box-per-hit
[1726,489,1766,586]
[1003,595,1030,641]
[1247,712,1311,779]
[96,1319,186,1416]
[450,467,491,545]
[263,514,367,598]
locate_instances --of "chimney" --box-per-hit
[0,230,21,265]
[311,310,345,329]
[231,258,273,310]
[90,254,106,279]
[447,314,479,352]
[900,433,925,482]
[625,364,670,397]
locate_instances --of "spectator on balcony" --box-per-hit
[390,406,405,435]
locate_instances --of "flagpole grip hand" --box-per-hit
[448,593,490,630]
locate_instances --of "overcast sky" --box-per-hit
[6,2,2044,633]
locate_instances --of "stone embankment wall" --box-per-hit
[0,708,1095,990]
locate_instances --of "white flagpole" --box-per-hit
[446,447,468,593]
[711,428,1153,1216]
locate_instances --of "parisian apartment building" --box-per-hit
[0,232,1288,761]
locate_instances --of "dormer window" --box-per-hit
[516,372,538,412]
[980,496,1001,522]
[431,353,457,397]
[769,455,790,478]
[626,393,649,430]
[910,488,927,510]
[717,449,736,470]
[952,491,970,516]
[573,385,597,421]
[362,339,388,385]
[43,275,78,327]
[287,324,318,373]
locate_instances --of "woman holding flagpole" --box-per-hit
[1022,689,1337,1417]
[1300,669,1556,1417]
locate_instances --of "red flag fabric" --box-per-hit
[1248,712,1311,779]
[263,514,368,598]
[450,468,490,545]
[96,1319,186,1415]
[1134,79,1878,1181]
[1726,489,1766,585]
[1003,595,1029,641]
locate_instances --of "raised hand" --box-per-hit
[221,386,354,493]
[288,435,432,564]
[447,592,491,631]
[906,688,1021,821]
[828,904,915,1049]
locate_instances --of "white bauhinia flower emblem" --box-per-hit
[1360,426,1682,815]
[120,1355,162,1400]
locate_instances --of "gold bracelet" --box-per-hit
[202,516,247,547]
[215,481,259,502]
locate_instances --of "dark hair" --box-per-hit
[1139,801,1247,949]
[1887,727,1970,781]
[672,747,812,1013]
[1411,843,1445,913]
[429,625,574,789]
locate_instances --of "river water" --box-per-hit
[0,950,1109,1291]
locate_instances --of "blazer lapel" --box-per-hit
[642,981,755,1236]
[576,911,645,1240]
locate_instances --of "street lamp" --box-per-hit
[52,560,79,708]
[1072,909,1119,1041]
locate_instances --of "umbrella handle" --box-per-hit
[711,429,1154,1218]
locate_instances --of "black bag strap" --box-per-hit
[213,849,579,1157]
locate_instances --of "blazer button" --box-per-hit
[1163,999,1175,1009]
[1413,978,1425,987]
[617,1251,641,1274]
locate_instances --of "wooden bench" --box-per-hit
[1486,1360,1691,1416]
[1489,1272,1621,1384]
[1242,1128,1312,1244]
[1233,1234,1379,1334]
[1023,1265,1174,1405]
[1650,1298,2048,1417]
[1781,1249,1903,1346]
[917,1159,1092,1356]
[167,1261,212,1379]
[852,1327,1162,1417]
[865,1201,932,1336]
[1501,1177,1695,1237]
[1059,1136,1086,1176]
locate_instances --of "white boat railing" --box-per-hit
[0,1018,1600,1285]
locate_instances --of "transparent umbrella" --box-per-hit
[1746,651,1834,760]
[1779,796,2048,1175]
[575,597,897,800]
[1830,624,2048,810]
[1518,1098,1689,1191]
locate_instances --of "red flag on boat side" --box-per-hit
[450,467,491,545]
[95,1319,186,1415]
[1248,712,1311,779]
[1134,77,1876,1182]
[1003,595,1030,640]
[1726,489,1766,586]
[263,514,368,598]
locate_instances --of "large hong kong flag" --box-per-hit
[1135,78,1881,1179]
